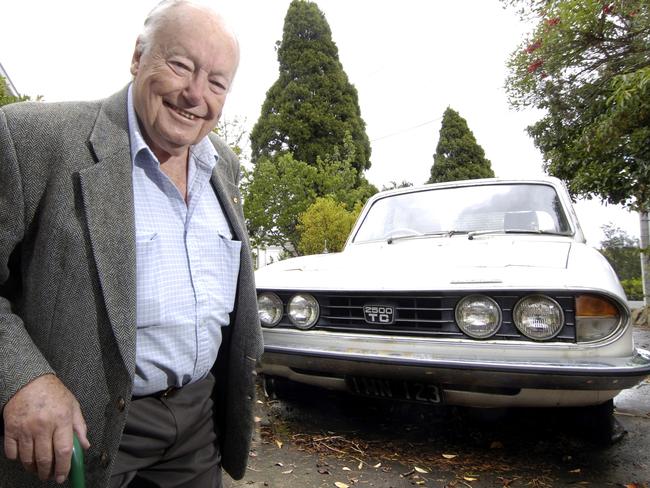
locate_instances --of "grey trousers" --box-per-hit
[110,375,222,488]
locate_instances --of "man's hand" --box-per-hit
[2,374,90,484]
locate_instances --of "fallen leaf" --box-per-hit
[414,466,429,474]
[358,461,363,470]
[373,463,382,468]
[275,462,284,467]
[415,482,425,486]
[569,469,581,474]
[282,469,293,474]
[343,467,351,471]
[275,440,283,449]
[464,475,479,481]
[442,454,457,459]
[318,468,331,475]
[334,483,350,488]
[254,416,262,423]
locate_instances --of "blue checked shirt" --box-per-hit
[127,86,241,396]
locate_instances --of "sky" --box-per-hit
[0,0,640,246]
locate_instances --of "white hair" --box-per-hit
[137,0,235,55]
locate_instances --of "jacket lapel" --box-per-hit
[79,87,138,377]
[211,164,246,243]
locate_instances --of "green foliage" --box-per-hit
[250,0,371,177]
[242,145,376,256]
[0,77,29,107]
[242,153,318,254]
[428,107,494,184]
[504,0,650,211]
[314,131,377,209]
[621,277,643,300]
[297,196,361,255]
[599,223,641,282]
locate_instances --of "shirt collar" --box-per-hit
[126,84,219,171]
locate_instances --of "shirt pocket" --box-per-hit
[135,232,163,328]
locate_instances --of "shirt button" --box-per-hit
[117,396,126,412]
[100,451,109,468]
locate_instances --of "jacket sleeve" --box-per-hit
[0,108,55,412]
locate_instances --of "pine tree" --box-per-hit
[428,107,494,184]
[250,0,371,176]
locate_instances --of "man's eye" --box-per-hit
[170,61,191,73]
[210,80,227,92]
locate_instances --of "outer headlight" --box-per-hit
[513,295,564,340]
[257,292,283,327]
[455,295,502,339]
[575,294,621,342]
[288,293,320,329]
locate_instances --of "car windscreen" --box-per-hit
[352,183,574,243]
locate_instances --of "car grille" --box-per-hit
[264,290,577,342]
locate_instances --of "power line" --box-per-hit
[370,116,442,142]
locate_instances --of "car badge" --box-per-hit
[363,305,395,325]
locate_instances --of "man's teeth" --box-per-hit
[172,106,195,120]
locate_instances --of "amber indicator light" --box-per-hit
[575,295,619,317]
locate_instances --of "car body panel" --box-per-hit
[255,177,650,407]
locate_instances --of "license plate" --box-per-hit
[346,376,443,404]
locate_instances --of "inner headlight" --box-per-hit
[455,295,502,339]
[257,292,283,327]
[513,295,564,340]
[575,294,621,342]
[288,294,320,329]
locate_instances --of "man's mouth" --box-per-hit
[164,101,198,121]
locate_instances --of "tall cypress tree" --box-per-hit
[250,0,371,176]
[428,107,494,184]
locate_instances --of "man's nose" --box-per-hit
[183,73,208,106]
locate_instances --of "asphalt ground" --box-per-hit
[225,326,650,488]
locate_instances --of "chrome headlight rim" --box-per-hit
[257,292,284,328]
[454,294,502,339]
[513,294,565,341]
[287,293,320,330]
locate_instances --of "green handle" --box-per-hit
[69,434,85,488]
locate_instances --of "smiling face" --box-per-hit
[130,4,239,160]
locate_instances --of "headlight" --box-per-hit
[257,292,283,327]
[513,295,564,340]
[288,294,320,329]
[575,294,621,342]
[455,295,502,339]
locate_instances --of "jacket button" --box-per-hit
[100,451,109,467]
[117,396,126,412]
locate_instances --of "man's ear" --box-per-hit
[130,37,144,76]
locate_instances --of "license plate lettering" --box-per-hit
[347,377,442,404]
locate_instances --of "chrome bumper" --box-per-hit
[261,328,650,391]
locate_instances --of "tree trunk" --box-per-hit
[640,211,650,306]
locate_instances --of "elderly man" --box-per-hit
[0,1,262,487]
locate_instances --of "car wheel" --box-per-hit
[573,399,627,446]
[263,375,293,401]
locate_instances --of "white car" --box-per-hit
[255,177,650,435]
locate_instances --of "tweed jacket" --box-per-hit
[0,86,263,487]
